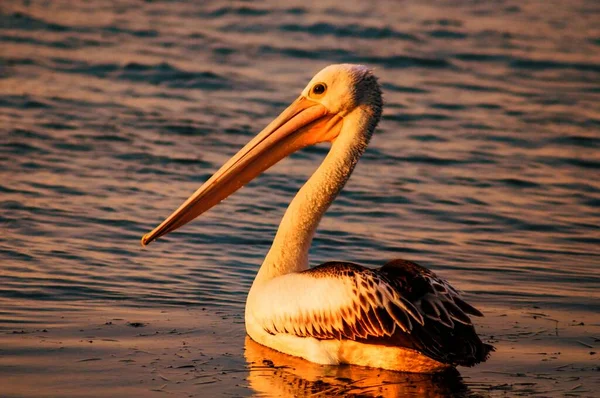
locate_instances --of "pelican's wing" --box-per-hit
[378,259,483,329]
[250,261,426,340]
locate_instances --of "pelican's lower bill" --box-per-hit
[143,64,493,372]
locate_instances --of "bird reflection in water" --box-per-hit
[244,337,473,397]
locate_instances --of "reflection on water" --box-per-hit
[245,337,471,397]
[1,0,599,396]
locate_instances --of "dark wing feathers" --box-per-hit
[374,259,494,366]
[453,295,484,317]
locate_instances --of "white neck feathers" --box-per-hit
[253,108,374,285]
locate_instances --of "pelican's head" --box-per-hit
[141,64,382,246]
[301,64,382,118]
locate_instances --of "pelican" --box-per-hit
[142,64,494,373]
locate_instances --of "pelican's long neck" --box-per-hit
[253,108,375,285]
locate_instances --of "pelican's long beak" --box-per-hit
[141,96,343,246]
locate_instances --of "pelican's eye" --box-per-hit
[309,83,327,98]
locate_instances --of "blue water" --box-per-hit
[1,0,599,395]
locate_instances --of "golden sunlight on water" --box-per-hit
[1,0,599,396]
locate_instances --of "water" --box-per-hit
[1,0,599,396]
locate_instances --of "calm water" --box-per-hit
[1,0,599,396]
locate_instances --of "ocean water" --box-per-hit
[1,0,599,396]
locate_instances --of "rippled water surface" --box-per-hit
[1,0,599,396]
